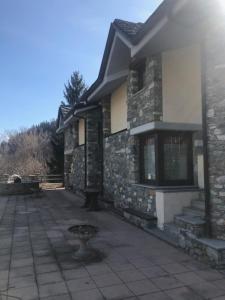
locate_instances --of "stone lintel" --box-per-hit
[130,121,202,135]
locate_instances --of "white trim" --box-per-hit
[87,70,128,101]
[104,32,132,77]
[131,0,188,57]
[87,31,131,102]
[130,122,202,135]
[74,105,98,116]
[56,127,64,134]
[87,0,188,100]
[115,31,133,49]
[132,17,168,57]
[64,115,73,125]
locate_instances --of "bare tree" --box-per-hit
[0,126,56,176]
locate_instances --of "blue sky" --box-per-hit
[0,0,162,134]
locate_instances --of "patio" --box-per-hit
[0,190,225,300]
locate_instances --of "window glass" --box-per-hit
[143,136,156,181]
[163,135,188,181]
[140,131,193,186]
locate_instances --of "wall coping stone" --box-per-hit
[175,215,205,226]
[197,238,225,250]
[64,149,74,155]
[133,183,200,192]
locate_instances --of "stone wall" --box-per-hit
[70,145,85,192]
[103,130,156,215]
[205,21,225,240]
[128,55,163,130]
[0,182,40,195]
[102,55,163,215]
[86,108,102,190]
[64,122,78,188]
[64,154,73,188]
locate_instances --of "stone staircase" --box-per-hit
[145,194,206,246]
[100,191,225,268]
[164,196,206,241]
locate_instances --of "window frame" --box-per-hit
[139,130,194,186]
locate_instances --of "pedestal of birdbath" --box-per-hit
[68,224,98,261]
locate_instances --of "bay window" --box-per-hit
[140,131,193,186]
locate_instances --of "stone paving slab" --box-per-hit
[0,190,225,299]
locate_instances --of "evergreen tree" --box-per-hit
[63,71,87,106]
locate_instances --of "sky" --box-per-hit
[0,0,162,135]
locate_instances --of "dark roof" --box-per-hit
[80,1,175,102]
[133,0,176,44]
[113,19,143,41]
[56,104,72,129]
[58,0,179,112]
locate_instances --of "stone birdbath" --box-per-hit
[68,224,98,261]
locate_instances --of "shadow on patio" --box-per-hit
[0,190,225,300]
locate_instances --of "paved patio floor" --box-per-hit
[1,190,225,300]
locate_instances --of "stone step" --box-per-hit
[123,208,157,229]
[191,199,205,211]
[174,214,205,237]
[175,214,205,226]
[164,223,180,240]
[183,207,205,218]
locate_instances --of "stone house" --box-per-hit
[57,0,225,267]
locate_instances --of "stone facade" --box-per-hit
[205,20,225,240]
[64,125,76,188]
[58,4,225,267]
[64,120,85,191]
[86,108,102,190]
[63,108,102,194]
[101,55,163,215]
[103,130,156,214]
[70,145,85,192]
[128,55,162,130]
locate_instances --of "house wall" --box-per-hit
[64,120,85,192]
[111,82,128,133]
[102,51,204,217]
[102,55,162,215]
[128,55,163,129]
[205,20,225,240]
[86,108,102,190]
[70,145,85,192]
[103,130,156,214]
[64,124,77,188]
[162,45,202,124]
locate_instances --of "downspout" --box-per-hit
[201,40,212,238]
[77,116,87,189]
[100,105,104,196]
[84,117,87,189]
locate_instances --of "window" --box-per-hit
[110,82,127,134]
[141,135,156,182]
[140,131,193,186]
[133,60,146,92]
[78,119,85,145]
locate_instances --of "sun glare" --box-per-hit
[218,0,225,12]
